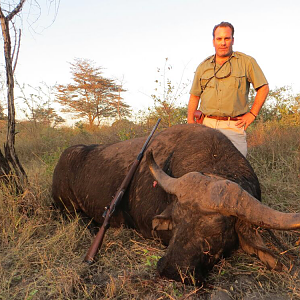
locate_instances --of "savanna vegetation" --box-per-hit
[0,104,300,299]
[0,3,300,298]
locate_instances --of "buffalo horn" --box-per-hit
[209,180,300,230]
[146,151,177,194]
[147,150,300,231]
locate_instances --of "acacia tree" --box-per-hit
[0,0,27,188]
[56,58,131,127]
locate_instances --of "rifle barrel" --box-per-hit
[84,118,161,263]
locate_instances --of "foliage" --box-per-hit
[111,119,137,141]
[267,86,300,119]
[0,103,6,120]
[55,58,131,126]
[149,58,189,127]
[17,82,65,127]
[11,119,156,167]
[249,86,300,125]
[142,249,161,268]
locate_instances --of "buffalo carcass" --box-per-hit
[52,124,300,283]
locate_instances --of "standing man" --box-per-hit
[188,21,269,157]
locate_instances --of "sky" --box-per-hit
[1,0,300,119]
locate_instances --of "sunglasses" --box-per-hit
[200,58,232,92]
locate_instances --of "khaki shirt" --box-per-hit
[190,51,268,117]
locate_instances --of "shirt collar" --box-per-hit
[210,51,237,63]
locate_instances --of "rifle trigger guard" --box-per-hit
[102,206,108,218]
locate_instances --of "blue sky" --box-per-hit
[2,0,300,116]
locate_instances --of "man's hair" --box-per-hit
[213,22,234,38]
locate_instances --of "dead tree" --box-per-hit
[0,0,28,190]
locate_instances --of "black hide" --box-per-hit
[52,124,261,282]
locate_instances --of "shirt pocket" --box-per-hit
[228,71,246,91]
[200,71,215,91]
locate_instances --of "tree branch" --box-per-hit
[7,0,27,22]
[13,29,21,74]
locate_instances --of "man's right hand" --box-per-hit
[187,94,200,123]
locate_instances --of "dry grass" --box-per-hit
[0,121,300,299]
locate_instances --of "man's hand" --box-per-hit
[236,112,256,130]
[187,94,200,123]
[236,84,269,130]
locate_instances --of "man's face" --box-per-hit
[213,26,234,58]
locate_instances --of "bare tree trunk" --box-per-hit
[0,149,11,184]
[0,1,28,190]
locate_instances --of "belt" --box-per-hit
[205,115,242,121]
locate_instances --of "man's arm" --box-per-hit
[236,84,269,130]
[187,94,200,123]
[250,84,269,116]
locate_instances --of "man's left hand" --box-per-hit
[235,112,256,130]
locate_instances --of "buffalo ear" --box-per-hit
[236,220,283,271]
[152,203,173,231]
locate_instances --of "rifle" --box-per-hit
[84,118,161,263]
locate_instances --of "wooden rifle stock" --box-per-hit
[84,118,161,263]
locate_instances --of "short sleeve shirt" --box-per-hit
[190,51,268,117]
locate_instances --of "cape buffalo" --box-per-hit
[52,124,300,283]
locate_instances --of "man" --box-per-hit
[188,21,269,156]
